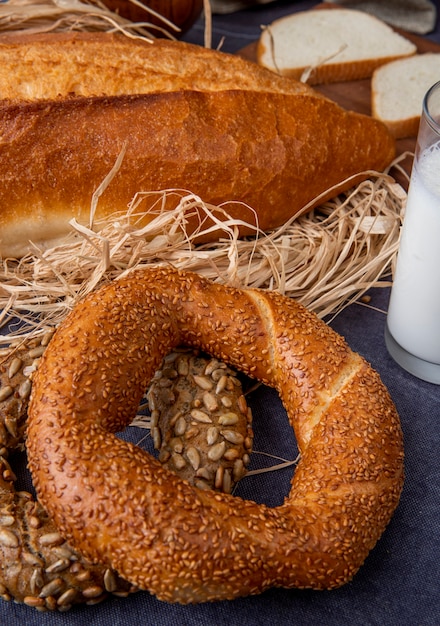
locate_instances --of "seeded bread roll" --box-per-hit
[27,266,404,604]
[148,349,253,493]
[0,476,136,611]
[0,339,46,452]
[0,336,136,610]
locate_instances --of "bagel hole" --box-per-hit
[121,349,298,509]
[13,351,298,509]
[9,447,37,498]
[233,382,299,507]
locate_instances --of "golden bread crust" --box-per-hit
[0,32,395,257]
[0,90,395,257]
[0,32,311,100]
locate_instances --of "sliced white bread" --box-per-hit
[371,53,440,139]
[257,8,417,85]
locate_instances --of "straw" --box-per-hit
[0,156,408,345]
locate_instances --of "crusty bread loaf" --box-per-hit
[0,89,395,258]
[0,32,395,258]
[371,53,440,139]
[0,31,310,100]
[257,8,417,84]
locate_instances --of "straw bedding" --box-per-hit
[0,158,408,344]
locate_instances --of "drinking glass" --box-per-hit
[385,80,440,384]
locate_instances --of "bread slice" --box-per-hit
[371,53,440,139]
[257,8,417,84]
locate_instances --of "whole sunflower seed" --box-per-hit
[39,578,64,598]
[190,409,212,424]
[220,430,244,445]
[206,426,218,446]
[218,413,239,426]
[0,528,19,548]
[0,386,13,402]
[45,558,70,574]
[207,441,226,462]
[7,357,23,379]
[57,588,78,607]
[186,447,201,471]
[30,568,44,595]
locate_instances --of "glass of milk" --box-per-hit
[385,80,440,384]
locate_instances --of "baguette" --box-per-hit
[257,8,417,84]
[0,31,310,100]
[0,33,395,258]
[0,89,395,258]
[371,53,440,138]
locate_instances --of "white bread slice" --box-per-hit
[371,53,440,139]
[257,8,417,85]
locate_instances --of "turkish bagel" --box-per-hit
[0,338,248,609]
[27,267,404,603]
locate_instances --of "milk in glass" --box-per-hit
[385,80,440,383]
[387,142,440,363]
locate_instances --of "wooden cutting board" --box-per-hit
[237,8,440,188]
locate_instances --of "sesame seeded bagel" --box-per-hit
[27,266,404,603]
[0,338,246,610]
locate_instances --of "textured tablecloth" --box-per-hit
[1,1,440,624]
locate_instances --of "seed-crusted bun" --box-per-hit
[0,475,136,611]
[0,32,395,258]
[257,8,416,84]
[0,337,135,610]
[148,349,253,493]
[27,266,404,604]
[0,337,49,452]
